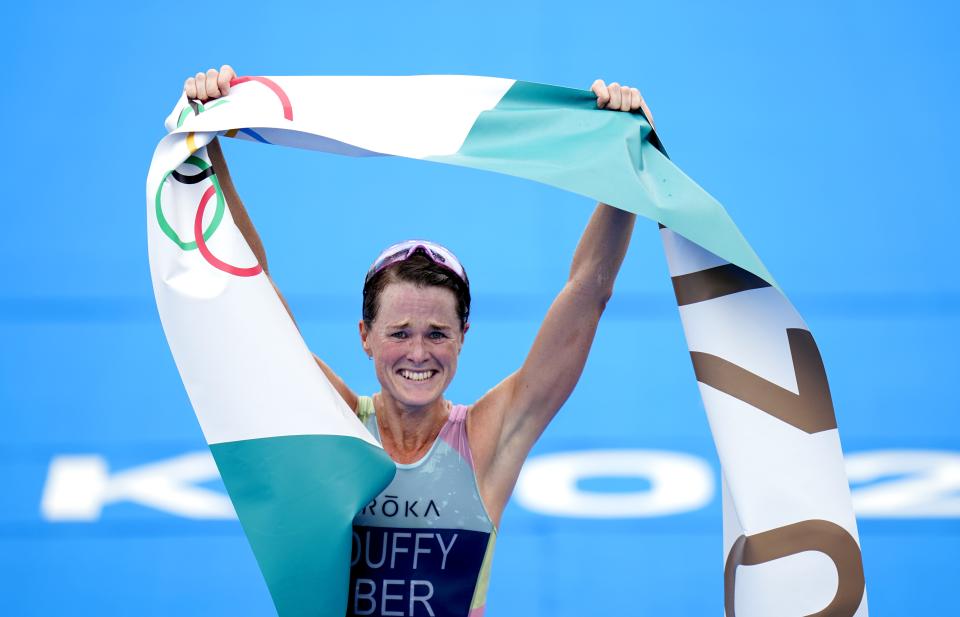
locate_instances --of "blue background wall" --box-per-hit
[2,0,957,614]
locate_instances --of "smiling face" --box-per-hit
[360,281,468,413]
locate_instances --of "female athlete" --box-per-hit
[183,65,653,617]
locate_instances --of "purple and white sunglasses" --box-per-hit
[364,240,469,286]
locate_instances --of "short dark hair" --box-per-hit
[362,252,470,331]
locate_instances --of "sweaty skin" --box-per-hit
[185,65,649,526]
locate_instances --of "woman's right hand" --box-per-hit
[183,65,236,103]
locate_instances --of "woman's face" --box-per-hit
[360,281,467,412]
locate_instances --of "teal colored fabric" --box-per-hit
[211,435,395,617]
[431,81,777,289]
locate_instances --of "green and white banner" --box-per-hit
[147,75,866,616]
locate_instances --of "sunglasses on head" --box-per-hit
[364,240,469,287]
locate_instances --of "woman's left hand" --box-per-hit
[591,79,655,129]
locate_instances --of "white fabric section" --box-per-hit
[148,143,380,447]
[734,551,838,617]
[706,394,864,616]
[660,226,865,615]
[720,474,743,565]
[679,286,809,392]
[167,75,515,159]
[722,465,868,617]
[661,227,728,277]
[701,388,859,535]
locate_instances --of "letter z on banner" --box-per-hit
[662,226,866,617]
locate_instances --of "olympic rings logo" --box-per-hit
[155,155,262,276]
[155,156,224,251]
[156,76,294,277]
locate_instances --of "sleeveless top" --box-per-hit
[348,396,498,617]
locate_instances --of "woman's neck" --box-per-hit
[372,393,450,463]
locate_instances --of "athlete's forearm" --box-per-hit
[206,137,305,328]
[567,202,636,304]
[206,137,270,274]
[207,137,357,406]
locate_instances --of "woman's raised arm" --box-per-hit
[185,66,359,411]
[468,79,650,522]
